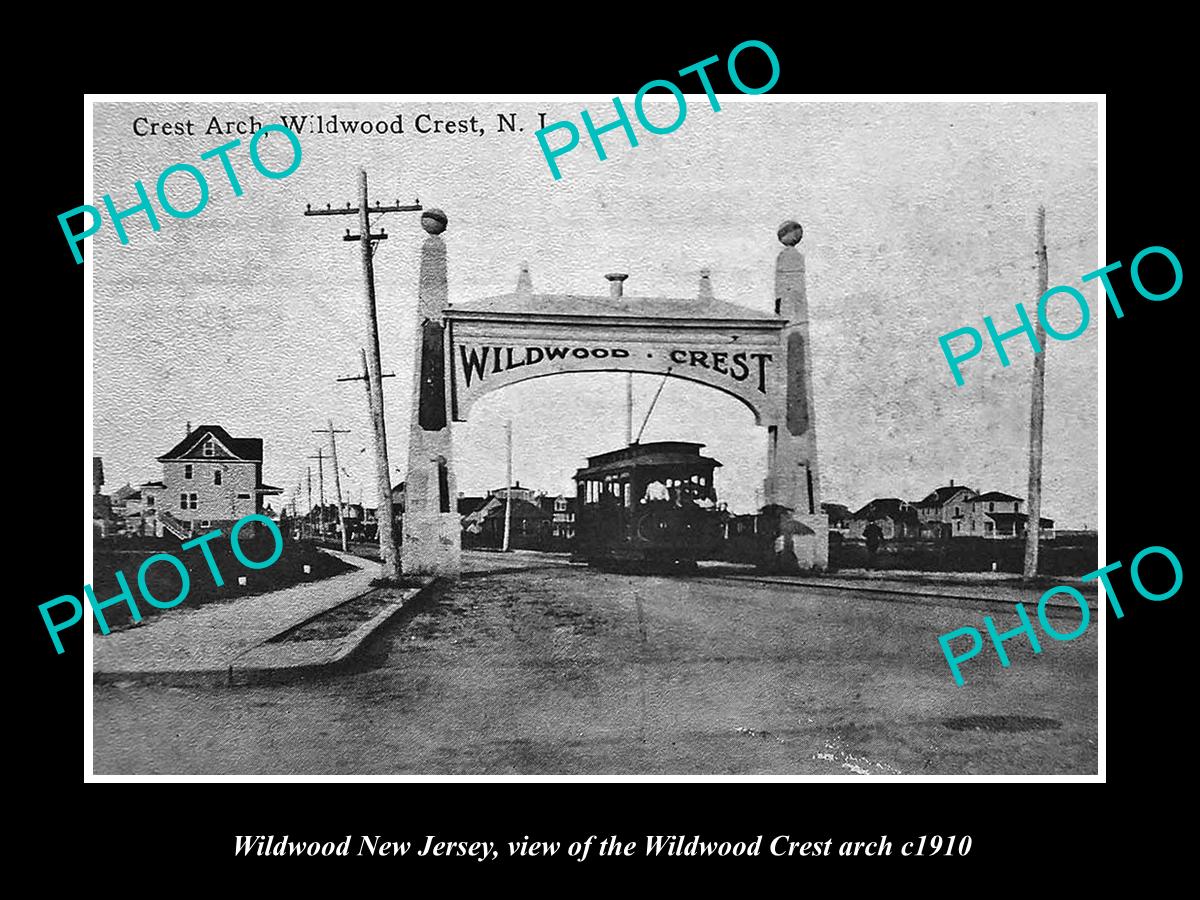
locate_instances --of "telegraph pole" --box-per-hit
[307,448,327,539]
[337,349,397,557]
[305,172,421,579]
[306,467,313,540]
[315,421,351,552]
[503,420,513,552]
[1024,207,1049,580]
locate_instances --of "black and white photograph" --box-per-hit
[84,97,1100,777]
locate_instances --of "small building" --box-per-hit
[462,495,551,548]
[821,502,851,535]
[486,481,539,504]
[144,424,283,538]
[848,498,920,541]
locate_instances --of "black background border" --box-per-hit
[19,28,1188,882]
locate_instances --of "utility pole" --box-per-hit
[314,421,351,552]
[337,349,397,556]
[503,420,513,552]
[1024,206,1049,581]
[307,448,327,539]
[306,467,313,540]
[305,172,421,579]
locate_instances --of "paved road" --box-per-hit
[93,552,1097,775]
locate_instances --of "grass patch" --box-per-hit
[91,535,354,633]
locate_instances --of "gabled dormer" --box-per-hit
[157,425,264,463]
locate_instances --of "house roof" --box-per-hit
[458,496,489,515]
[112,483,139,501]
[821,502,850,518]
[851,498,918,521]
[158,426,263,462]
[975,491,1022,503]
[478,497,550,522]
[540,495,576,513]
[257,483,284,495]
[917,485,974,507]
[140,480,166,489]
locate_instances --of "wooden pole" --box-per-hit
[503,420,513,552]
[315,421,351,552]
[329,422,348,552]
[1024,206,1049,580]
[357,170,401,578]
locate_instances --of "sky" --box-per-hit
[91,99,1098,526]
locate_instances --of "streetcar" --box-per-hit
[573,441,723,569]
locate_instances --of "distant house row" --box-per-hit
[822,480,1055,542]
[289,480,579,550]
[458,482,577,547]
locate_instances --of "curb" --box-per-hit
[228,578,435,686]
[94,577,437,688]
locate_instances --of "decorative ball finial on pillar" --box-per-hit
[421,208,448,235]
[777,220,803,247]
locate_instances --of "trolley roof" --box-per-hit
[574,441,722,479]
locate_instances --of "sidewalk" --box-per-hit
[93,549,380,683]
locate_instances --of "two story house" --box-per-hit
[142,425,283,538]
[539,493,577,540]
[914,481,978,538]
[967,491,1056,540]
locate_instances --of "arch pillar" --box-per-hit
[764,220,828,570]
[401,209,462,577]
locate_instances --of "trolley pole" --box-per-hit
[625,374,633,446]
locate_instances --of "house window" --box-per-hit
[203,440,215,457]
[989,502,995,512]
[184,464,193,479]
[180,493,188,509]
[237,493,251,500]
[955,521,961,533]
[213,470,222,485]
[145,496,154,507]
[200,519,211,528]
[189,493,198,509]
[955,506,961,517]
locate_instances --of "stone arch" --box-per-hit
[400,219,828,576]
